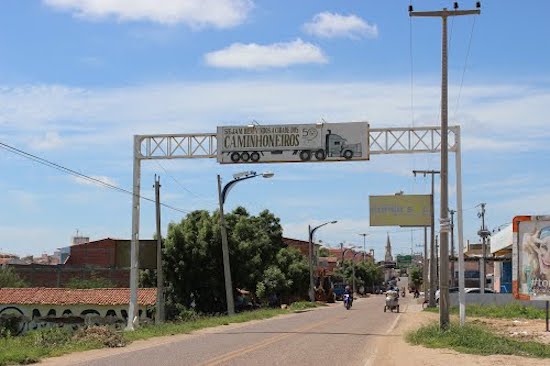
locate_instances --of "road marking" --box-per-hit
[363,303,407,366]
[199,314,344,366]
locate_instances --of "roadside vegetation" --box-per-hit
[424,303,547,319]
[0,304,318,365]
[407,321,550,358]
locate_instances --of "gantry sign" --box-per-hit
[127,124,465,329]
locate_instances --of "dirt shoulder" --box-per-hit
[366,299,548,366]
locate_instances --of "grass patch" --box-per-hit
[424,303,547,319]
[407,321,550,358]
[0,307,293,365]
[288,301,321,312]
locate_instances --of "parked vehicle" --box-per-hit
[333,282,346,301]
[435,287,495,304]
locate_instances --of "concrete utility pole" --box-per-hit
[435,235,439,286]
[449,209,456,287]
[154,175,165,324]
[413,169,440,308]
[477,203,491,294]
[423,227,428,302]
[410,2,480,331]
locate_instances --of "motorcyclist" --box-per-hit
[344,285,353,307]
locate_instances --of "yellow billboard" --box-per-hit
[369,195,431,227]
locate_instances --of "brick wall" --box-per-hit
[65,238,117,267]
[11,264,130,288]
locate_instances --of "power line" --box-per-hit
[454,16,477,120]
[0,141,190,215]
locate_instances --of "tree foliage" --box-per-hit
[319,247,330,257]
[333,260,384,291]
[162,207,309,317]
[0,266,27,288]
[410,266,423,290]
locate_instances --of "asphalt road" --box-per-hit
[51,295,407,366]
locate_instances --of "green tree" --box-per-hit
[162,207,292,316]
[410,266,423,290]
[0,266,27,288]
[319,247,330,257]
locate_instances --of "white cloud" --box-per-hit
[204,39,328,69]
[43,0,253,28]
[1,80,549,156]
[303,12,378,39]
[74,175,117,187]
[30,131,64,150]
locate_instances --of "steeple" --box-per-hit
[384,232,393,262]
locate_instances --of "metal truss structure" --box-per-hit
[127,125,464,330]
[137,125,459,160]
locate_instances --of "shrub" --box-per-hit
[73,326,126,348]
[0,314,25,337]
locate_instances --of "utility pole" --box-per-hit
[423,227,428,302]
[477,203,491,294]
[410,2,481,331]
[435,234,439,286]
[449,209,456,287]
[413,169,440,308]
[154,175,165,324]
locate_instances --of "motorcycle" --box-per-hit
[343,293,352,310]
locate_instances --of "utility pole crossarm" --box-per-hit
[410,9,480,17]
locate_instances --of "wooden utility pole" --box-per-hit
[154,175,165,324]
[410,2,481,330]
[477,203,491,294]
[413,169,440,307]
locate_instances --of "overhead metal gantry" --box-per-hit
[127,125,464,330]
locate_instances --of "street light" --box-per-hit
[358,233,368,261]
[308,220,338,302]
[352,252,364,295]
[217,171,274,315]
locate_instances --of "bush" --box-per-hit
[0,314,25,337]
[31,328,72,348]
[73,326,126,348]
[174,304,200,322]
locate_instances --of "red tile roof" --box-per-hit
[0,288,156,306]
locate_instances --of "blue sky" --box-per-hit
[1,0,550,259]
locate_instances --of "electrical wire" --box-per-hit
[0,141,191,215]
[453,17,477,120]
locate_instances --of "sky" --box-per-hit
[1,0,550,259]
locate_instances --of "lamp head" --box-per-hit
[330,220,338,224]
[233,171,256,179]
[261,171,274,178]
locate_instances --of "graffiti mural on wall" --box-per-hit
[0,306,147,335]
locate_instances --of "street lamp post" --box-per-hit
[218,171,274,315]
[370,249,375,293]
[352,252,363,295]
[359,233,368,261]
[308,221,337,302]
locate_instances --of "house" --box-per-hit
[282,237,321,263]
[0,287,155,334]
[490,224,513,293]
[10,238,157,288]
